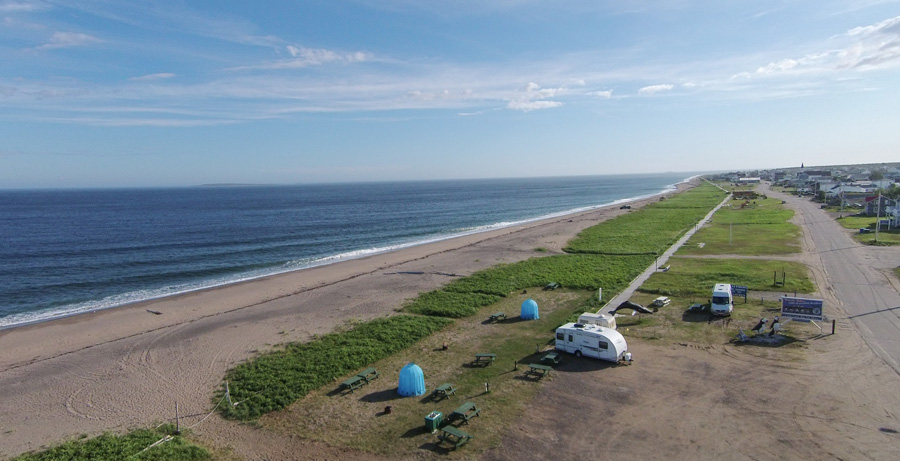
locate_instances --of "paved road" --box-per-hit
[766,183,900,375]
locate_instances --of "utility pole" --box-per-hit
[875,192,882,242]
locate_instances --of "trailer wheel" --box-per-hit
[575,350,582,358]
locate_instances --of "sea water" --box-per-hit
[0,173,696,328]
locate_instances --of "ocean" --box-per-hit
[0,173,695,328]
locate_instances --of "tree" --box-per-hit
[869,170,885,181]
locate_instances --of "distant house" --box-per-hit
[865,196,897,218]
[737,177,761,184]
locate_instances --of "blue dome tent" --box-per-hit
[397,363,426,397]
[521,299,539,320]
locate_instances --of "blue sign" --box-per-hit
[781,297,824,322]
[731,285,748,296]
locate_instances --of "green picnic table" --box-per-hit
[526,363,552,379]
[339,367,379,393]
[541,351,561,366]
[439,425,473,448]
[450,401,481,424]
[488,312,506,321]
[433,383,456,400]
[473,353,496,366]
[357,367,379,383]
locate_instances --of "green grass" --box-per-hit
[677,195,801,255]
[12,425,210,461]
[404,254,652,317]
[638,257,815,298]
[219,315,453,420]
[564,183,726,255]
[836,216,900,245]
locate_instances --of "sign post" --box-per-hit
[731,285,748,303]
[781,297,825,333]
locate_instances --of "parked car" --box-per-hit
[619,205,631,209]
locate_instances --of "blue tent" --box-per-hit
[397,363,426,397]
[521,298,539,320]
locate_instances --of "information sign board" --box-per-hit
[781,297,824,322]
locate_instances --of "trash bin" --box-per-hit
[425,411,443,433]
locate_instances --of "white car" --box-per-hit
[651,296,671,307]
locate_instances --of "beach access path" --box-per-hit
[0,180,694,459]
[600,187,732,314]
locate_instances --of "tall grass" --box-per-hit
[12,426,209,461]
[219,315,452,420]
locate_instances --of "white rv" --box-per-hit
[577,312,617,330]
[710,283,734,316]
[555,322,628,362]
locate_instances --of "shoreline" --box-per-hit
[0,177,691,332]
[0,178,695,457]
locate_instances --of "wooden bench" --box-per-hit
[433,383,456,400]
[541,351,561,366]
[526,363,552,379]
[439,425,473,448]
[473,353,496,366]
[488,312,506,321]
[450,401,481,424]
[357,367,379,383]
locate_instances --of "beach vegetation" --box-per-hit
[218,315,452,420]
[677,195,801,255]
[11,425,210,461]
[564,183,725,255]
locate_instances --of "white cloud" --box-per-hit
[638,84,673,95]
[0,1,46,13]
[34,31,102,50]
[231,46,372,70]
[505,81,565,112]
[507,100,563,111]
[838,15,900,69]
[130,73,176,81]
[587,89,612,98]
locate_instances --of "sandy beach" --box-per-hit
[0,180,692,458]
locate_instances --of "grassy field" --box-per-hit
[677,194,801,256]
[564,182,726,255]
[836,215,900,245]
[639,257,814,298]
[11,426,210,461]
[264,290,593,456]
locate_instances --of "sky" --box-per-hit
[1,0,899,188]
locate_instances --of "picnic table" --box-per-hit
[488,312,507,321]
[450,401,481,424]
[339,367,379,393]
[357,367,379,383]
[433,383,456,400]
[439,425,473,448]
[541,351,561,366]
[473,353,496,366]
[526,363,552,379]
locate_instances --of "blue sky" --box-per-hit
[1,0,899,188]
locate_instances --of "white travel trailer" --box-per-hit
[577,312,617,329]
[555,323,628,362]
[710,283,734,316]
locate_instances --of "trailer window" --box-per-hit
[556,332,564,341]
[568,334,573,342]
[598,340,608,350]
